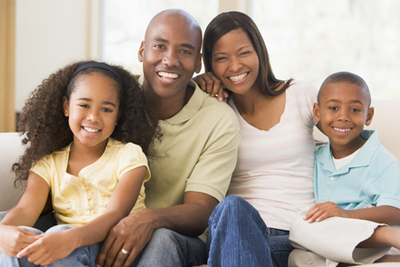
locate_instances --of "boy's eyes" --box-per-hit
[328,107,339,111]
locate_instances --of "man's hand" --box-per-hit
[96,209,155,267]
[193,72,228,101]
[304,201,350,223]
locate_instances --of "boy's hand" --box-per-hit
[193,72,228,102]
[17,231,77,265]
[304,201,350,223]
[0,225,39,257]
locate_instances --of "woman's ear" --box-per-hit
[63,97,69,117]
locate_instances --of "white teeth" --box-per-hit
[84,127,100,133]
[229,73,248,82]
[158,72,178,78]
[334,127,351,132]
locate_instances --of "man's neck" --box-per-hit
[143,84,194,120]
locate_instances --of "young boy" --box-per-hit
[289,71,400,266]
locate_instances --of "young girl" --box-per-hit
[194,11,318,266]
[0,61,158,266]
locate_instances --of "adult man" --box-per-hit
[95,9,240,267]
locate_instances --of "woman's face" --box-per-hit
[211,28,259,95]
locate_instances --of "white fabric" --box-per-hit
[332,148,359,170]
[289,206,390,266]
[227,80,318,230]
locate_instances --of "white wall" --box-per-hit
[15,0,101,112]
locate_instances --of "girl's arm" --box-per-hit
[0,172,50,256]
[17,166,147,265]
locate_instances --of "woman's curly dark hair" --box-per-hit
[13,60,158,187]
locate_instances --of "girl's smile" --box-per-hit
[63,72,120,152]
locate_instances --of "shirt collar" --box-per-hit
[317,129,379,174]
[138,75,204,125]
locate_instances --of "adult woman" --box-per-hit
[194,11,317,267]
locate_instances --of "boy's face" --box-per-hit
[314,82,374,157]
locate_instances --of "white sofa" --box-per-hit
[1,99,399,266]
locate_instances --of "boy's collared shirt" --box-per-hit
[315,130,400,210]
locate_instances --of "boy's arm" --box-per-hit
[305,203,400,225]
[347,205,400,225]
[17,166,147,265]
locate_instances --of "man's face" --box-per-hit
[138,12,202,100]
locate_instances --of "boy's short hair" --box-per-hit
[318,71,371,107]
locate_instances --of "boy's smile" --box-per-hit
[314,82,374,159]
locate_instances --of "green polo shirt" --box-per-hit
[143,79,241,209]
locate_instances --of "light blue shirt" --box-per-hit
[315,130,400,210]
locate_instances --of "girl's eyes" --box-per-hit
[79,104,113,113]
[102,108,112,113]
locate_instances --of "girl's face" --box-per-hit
[211,28,260,95]
[63,72,120,150]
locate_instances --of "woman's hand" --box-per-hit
[17,230,77,265]
[0,225,39,256]
[304,201,350,223]
[193,72,229,101]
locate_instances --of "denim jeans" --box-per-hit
[130,228,207,267]
[0,212,207,267]
[0,225,102,267]
[207,195,294,267]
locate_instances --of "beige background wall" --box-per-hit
[14,0,102,114]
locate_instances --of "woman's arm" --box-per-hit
[193,72,229,101]
[0,172,50,256]
[17,166,147,265]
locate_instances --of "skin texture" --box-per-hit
[0,73,147,265]
[95,10,220,267]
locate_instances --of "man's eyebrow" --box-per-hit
[181,43,196,51]
[153,37,195,51]
[153,37,168,43]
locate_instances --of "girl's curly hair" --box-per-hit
[13,60,158,187]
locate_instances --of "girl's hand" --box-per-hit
[303,201,350,223]
[17,230,77,265]
[193,72,228,101]
[0,225,39,256]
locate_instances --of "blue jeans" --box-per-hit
[130,228,207,267]
[0,212,207,266]
[0,225,102,267]
[207,195,294,267]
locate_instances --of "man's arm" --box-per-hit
[96,192,217,267]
